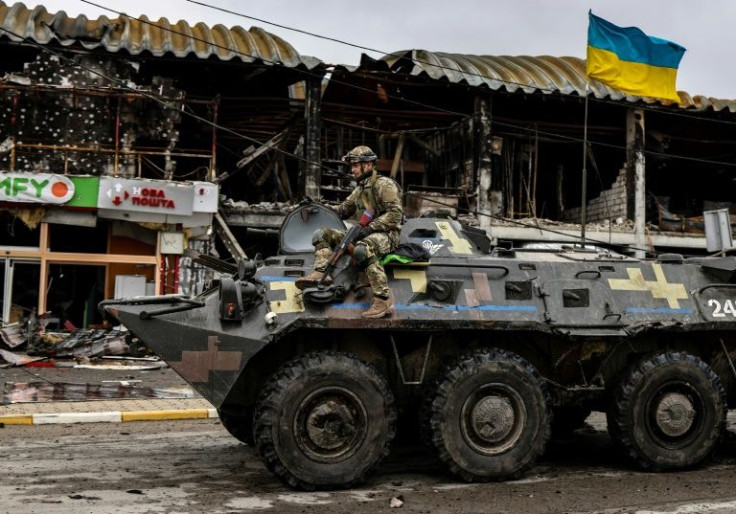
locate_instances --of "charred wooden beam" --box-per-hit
[303,73,323,200]
[214,211,247,261]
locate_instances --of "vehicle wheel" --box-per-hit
[253,351,396,490]
[217,405,255,446]
[607,351,726,470]
[425,348,551,481]
[551,405,592,436]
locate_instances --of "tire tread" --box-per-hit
[253,351,396,490]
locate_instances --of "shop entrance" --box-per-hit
[1,259,41,324]
[45,264,106,329]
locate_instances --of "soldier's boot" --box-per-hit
[295,270,332,290]
[296,247,333,290]
[361,295,394,319]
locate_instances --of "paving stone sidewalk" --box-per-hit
[0,397,217,425]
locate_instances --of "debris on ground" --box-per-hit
[0,316,148,366]
[72,356,166,371]
[31,327,130,359]
[0,348,46,367]
[0,323,27,349]
[390,496,404,508]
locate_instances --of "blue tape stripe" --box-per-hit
[455,305,537,312]
[261,276,297,282]
[625,307,693,314]
[331,303,538,312]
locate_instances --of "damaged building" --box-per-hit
[0,1,735,331]
[0,0,320,328]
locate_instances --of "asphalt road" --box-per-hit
[3,414,736,514]
[5,363,736,513]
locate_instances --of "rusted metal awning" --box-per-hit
[0,0,322,69]
[379,50,736,112]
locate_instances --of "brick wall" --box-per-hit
[562,167,628,223]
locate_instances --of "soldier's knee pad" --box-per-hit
[352,242,369,264]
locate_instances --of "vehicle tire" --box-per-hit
[607,351,726,470]
[551,405,592,436]
[253,351,396,490]
[217,405,255,446]
[425,348,551,481]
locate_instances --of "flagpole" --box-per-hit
[580,81,589,245]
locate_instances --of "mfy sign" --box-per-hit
[0,172,75,204]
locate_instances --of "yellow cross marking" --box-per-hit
[435,221,473,255]
[269,281,305,314]
[393,269,427,293]
[608,264,688,308]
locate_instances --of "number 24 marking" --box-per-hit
[708,299,736,318]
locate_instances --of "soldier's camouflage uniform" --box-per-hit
[313,171,403,297]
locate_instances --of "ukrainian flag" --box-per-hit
[586,12,685,102]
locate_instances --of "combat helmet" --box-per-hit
[342,145,378,164]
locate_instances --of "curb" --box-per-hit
[0,408,219,425]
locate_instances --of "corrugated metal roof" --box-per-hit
[381,50,736,113]
[0,1,322,69]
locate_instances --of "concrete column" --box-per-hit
[475,96,493,234]
[626,109,646,258]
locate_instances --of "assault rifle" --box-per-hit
[316,224,362,288]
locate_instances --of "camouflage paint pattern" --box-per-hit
[104,206,736,412]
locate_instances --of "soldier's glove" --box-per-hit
[356,226,374,241]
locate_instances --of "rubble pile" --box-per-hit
[0,318,151,368]
[220,199,294,214]
[30,328,129,359]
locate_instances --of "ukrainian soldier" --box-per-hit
[295,145,403,318]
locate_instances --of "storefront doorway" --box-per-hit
[1,259,40,324]
[46,264,106,329]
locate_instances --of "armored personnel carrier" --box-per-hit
[102,203,736,490]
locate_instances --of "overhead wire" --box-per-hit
[184,0,736,127]
[80,0,736,167]
[79,0,736,135]
[77,0,470,120]
[76,0,736,169]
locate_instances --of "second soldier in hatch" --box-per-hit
[295,145,403,319]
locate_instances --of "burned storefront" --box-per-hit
[219,49,736,262]
[311,52,736,256]
[0,1,322,330]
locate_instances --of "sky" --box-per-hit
[32,0,736,99]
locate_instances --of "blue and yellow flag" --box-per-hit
[586,12,685,102]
